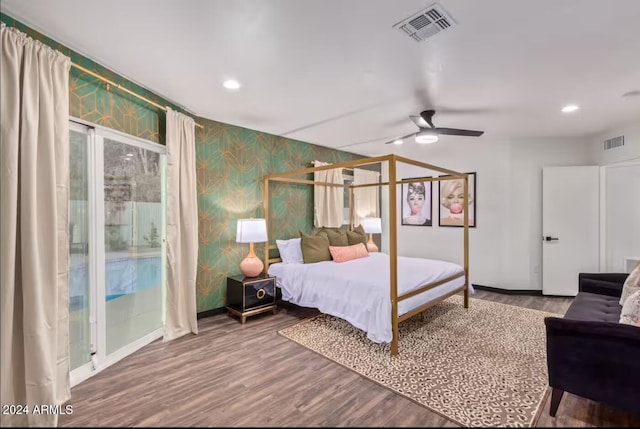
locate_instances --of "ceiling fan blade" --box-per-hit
[419,110,436,128]
[384,132,417,144]
[409,115,430,128]
[434,127,484,137]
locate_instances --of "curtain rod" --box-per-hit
[71,63,204,129]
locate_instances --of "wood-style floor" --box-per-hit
[59,291,640,427]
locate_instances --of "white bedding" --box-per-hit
[268,252,469,343]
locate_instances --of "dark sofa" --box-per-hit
[544,272,640,417]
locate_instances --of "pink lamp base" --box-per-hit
[366,241,379,252]
[240,256,264,277]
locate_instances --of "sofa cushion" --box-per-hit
[564,292,622,323]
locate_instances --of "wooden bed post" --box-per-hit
[388,156,399,356]
[263,177,270,274]
[463,175,470,308]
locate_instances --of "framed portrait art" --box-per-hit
[438,172,476,228]
[401,178,432,226]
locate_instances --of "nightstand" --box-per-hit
[226,274,277,324]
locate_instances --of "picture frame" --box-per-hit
[438,172,476,228]
[401,177,432,226]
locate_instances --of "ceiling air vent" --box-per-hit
[603,136,624,150]
[393,2,456,42]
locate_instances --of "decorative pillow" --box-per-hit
[619,290,640,327]
[619,264,640,305]
[275,238,304,264]
[299,232,331,263]
[353,224,366,235]
[329,243,370,263]
[325,229,349,247]
[346,229,368,250]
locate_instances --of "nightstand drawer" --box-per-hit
[244,279,275,308]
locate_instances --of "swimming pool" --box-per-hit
[70,255,162,307]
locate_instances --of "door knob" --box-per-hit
[544,236,559,241]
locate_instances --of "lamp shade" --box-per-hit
[236,219,268,243]
[362,217,382,234]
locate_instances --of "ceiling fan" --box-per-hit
[385,110,484,144]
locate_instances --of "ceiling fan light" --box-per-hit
[393,139,403,145]
[415,132,438,144]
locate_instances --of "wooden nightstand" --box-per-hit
[226,274,277,324]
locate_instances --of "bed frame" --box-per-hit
[262,154,470,356]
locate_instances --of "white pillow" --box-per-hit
[276,238,304,264]
[619,264,640,305]
[619,290,640,327]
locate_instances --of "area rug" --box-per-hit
[278,296,559,427]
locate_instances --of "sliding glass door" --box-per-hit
[103,137,164,354]
[69,121,165,384]
[69,127,91,371]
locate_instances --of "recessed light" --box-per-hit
[223,79,241,90]
[393,139,403,145]
[561,104,579,113]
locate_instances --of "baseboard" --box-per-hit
[472,284,542,296]
[197,307,227,319]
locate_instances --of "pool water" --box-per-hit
[70,255,162,307]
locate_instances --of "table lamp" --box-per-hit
[362,217,382,252]
[236,218,268,277]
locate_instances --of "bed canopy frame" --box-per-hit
[263,154,470,356]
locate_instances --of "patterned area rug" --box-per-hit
[279,296,559,427]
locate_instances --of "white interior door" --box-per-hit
[542,166,600,296]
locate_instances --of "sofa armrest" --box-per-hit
[545,316,640,341]
[578,273,628,297]
[544,316,640,414]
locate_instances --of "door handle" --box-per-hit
[544,236,559,242]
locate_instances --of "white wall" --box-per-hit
[589,120,640,272]
[589,121,640,166]
[604,163,640,272]
[393,138,592,290]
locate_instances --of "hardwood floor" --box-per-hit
[60,291,640,427]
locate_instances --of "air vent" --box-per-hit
[393,2,456,42]
[603,136,624,150]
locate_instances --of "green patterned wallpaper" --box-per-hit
[2,14,368,312]
[196,119,363,311]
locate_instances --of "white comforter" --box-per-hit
[268,252,468,343]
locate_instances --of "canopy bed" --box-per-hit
[263,154,470,356]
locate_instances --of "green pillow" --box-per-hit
[346,230,368,250]
[299,232,331,263]
[325,229,349,246]
[353,224,365,235]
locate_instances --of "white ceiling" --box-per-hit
[3,0,640,157]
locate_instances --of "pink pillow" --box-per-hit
[329,243,370,263]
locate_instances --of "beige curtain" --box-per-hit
[313,161,343,228]
[164,107,198,341]
[0,23,71,427]
[352,168,380,227]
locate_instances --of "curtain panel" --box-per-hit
[0,23,71,427]
[353,168,380,227]
[164,107,198,341]
[313,161,344,228]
